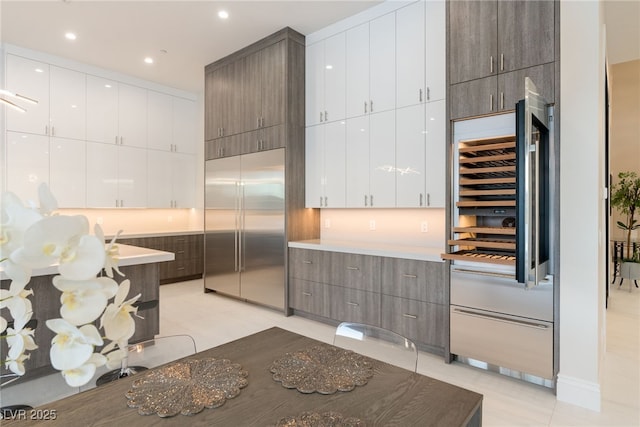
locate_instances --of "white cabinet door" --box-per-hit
[6,132,49,204]
[323,120,346,208]
[49,137,86,208]
[424,100,446,207]
[426,0,446,102]
[118,84,147,148]
[86,142,118,207]
[305,42,325,127]
[147,150,173,208]
[369,12,395,114]
[345,23,369,119]
[147,90,173,151]
[5,55,49,135]
[396,1,426,108]
[172,152,196,208]
[345,116,370,207]
[323,32,346,123]
[86,76,118,144]
[49,66,86,140]
[172,97,197,154]
[117,145,147,207]
[396,104,426,207]
[305,124,323,207]
[369,110,395,207]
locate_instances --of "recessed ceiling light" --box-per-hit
[65,32,77,41]
[35,68,44,73]
[104,84,112,88]
[218,10,229,19]
[144,57,154,64]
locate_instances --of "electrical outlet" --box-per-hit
[421,221,428,233]
[324,218,331,228]
[369,220,376,230]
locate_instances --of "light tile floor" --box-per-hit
[3,278,638,426]
[159,279,640,427]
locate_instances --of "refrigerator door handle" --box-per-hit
[235,181,240,272]
[240,183,246,272]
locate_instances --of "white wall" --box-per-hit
[557,0,607,411]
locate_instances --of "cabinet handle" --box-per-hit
[177,267,185,271]
[490,94,494,111]
[324,111,328,121]
[364,101,367,114]
[51,126,55,137]
[120,136,124,145]
[320,112,323,123]
[490,55,494,73]
[347,302,359,307]
[402,274,418,279]
[500,53,504,71]
[303,292,312,297]
[419,89,423,102]
[427,193,431,206]
[403,313,418,319]
[45,125,49,135]
[346,266,359,271]
[370,194,373,207]
[261,117,265,127]
[419,193,424,206]
[257,117,260,128]
[120,200,124,207]
[370,100,373,112]
[115,135,118,144]
[324,196,328,206]
[320,196,323,206]
[302,260,312,264]
[500,92,504,110]
[427,87,431,101]
[364,195,368,206]
[115,200,119,207]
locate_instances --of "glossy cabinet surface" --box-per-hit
[49,66,86,140]
[147,90,173,151]
[424,100,446,208]
[5,55,50,135]
[396,104,426,208]
[305,121,346,208]
[396,0,425,108]
[425,0,446,102]
[118,83,147,148]
[49,137,86,207]
[172,97,198,154]
[86,75,119,144]
[6,131,49,204]
[345,22,370,119]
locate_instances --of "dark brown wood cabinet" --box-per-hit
[448,0,557,120]
[118,233,204,284]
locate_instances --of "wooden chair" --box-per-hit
[332,322,418,372]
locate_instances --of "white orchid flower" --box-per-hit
[11,216,106,280]
[61,353,107,387]
[37,182,58,216]
[46,319,103,371]
[100,280,140,342]
[53,276,118,325]
[6,352,30,376]
[0,279,33,320]
[1,191,41,282]
[95,225,123,278]
[0,316,7,334]
[103,345,128,370]
[6,312,38,361]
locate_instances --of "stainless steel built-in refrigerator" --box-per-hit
[204,148,285,310]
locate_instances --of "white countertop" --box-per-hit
[288,239,445,262]
[107,230,203,239]
[1,244,174,279]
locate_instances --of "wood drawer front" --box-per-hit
[381,258,446,304]
[289,278,330,318]
[328,252,381,292]
[289,248,327,282]
[331,287,381,326]
[381,295,446,349]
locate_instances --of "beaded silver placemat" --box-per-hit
[270,344,374,394]
[125,358,248,417]
[275,410,365,426]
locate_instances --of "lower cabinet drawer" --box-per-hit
[381,295,446,349]
[450,305,553,379]
[289,278,330,318]
[331,287,380,326]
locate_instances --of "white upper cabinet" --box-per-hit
[396,1,425,108]
[346,23,370,119]
[305,33,346,126]
[172,97,197,154]
[346,15,396,119]
[426,0,446,102]
[346,110,395,208]
[118,83,147,148]
[424,100,446,207]
[49,66,86,140]
[396,103,426,208]
[147,151,196,208]
[49,137,86,208]
[171,152,196,207]
[5,55,50,136]
[6,131,49,205]
[86,75,119,144]
[305,121,346,208]
[147,90,173,151]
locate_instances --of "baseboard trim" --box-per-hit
[556,373,601,412]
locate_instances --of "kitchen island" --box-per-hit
[0,244,174,381]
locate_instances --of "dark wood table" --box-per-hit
[3,327,482,426]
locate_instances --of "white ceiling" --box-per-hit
[0,0,382,94]
[1,1,637,95]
